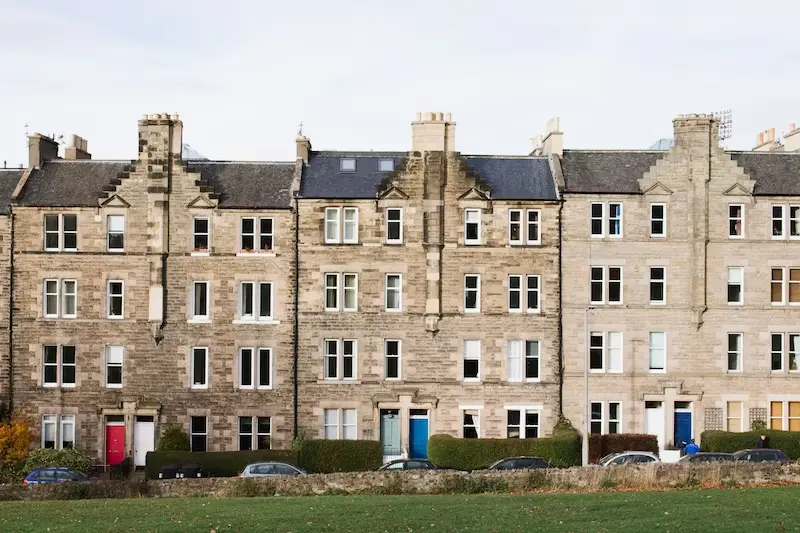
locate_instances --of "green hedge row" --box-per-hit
[701,430,800,458]
[145,439,383,479]
[589,434,659,463]
[297,439,383,473]
[428,424,581,470]
[145,449,296,479]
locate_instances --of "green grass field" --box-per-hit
[1,486,799,532]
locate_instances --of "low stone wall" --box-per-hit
[6,462,800,501]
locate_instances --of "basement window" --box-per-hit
[340,158,356,172]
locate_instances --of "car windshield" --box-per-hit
[732,451,747,459]
[599,453,619,464]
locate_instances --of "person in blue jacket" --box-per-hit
[685,439,700,455]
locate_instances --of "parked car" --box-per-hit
[486,457,550,471]
[23,467,89,485]
[599,451,660,466]
[378,459,438,471]
[733,449,789,463]
[239,462,306,477]
[677,452,734,464]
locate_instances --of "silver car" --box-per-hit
[599,451,660,466]
[239,462,306,477]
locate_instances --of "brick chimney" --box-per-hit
[64,134,91,160]
[296,135,311,164]
[28,133,60,169]
[411,112,456,152]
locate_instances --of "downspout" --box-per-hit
[557,199,564,419]
[292,200,300,439]
[7,209,14,415]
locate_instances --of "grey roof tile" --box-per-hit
[462,156,557,200]
[729,152,800,196]
[17,161,131,207]
[562,150,663,194]
[185,162,294,209]
[299,152,407,198]
[0,169,23,214]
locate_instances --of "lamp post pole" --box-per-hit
[582,307,590,467]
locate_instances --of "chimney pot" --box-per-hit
[415,112,422,122]
[770,128,776,142]
[423,112,433,121]
[141,114,148,120]
[445,112,452,122]
[791,123,796,132]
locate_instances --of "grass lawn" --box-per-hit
[1,486,800,533]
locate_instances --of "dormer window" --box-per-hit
[378,159,394,172]
[340,158,356,172]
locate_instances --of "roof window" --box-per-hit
[378,159,394,172]
[340,158,356,172]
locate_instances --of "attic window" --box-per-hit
[378,159,394,172]
[340,158,356,172]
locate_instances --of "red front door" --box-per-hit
[106,425,125,466]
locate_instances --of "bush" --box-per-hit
[428,426,581,471]
[0,418,34,466]
[23,448,93,475]
[701,430,800,458]
[43,480,151,500]
[109,457,133,480]
[297,440,382,473]
[145,449,297,479]
[156,425,190,452]
[588,434,659,463]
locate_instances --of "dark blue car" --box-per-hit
[23,467,89,485]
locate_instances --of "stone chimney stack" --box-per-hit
[138,113,183,164]
[64,134,91,160]
[784,123,800,152]
[28,133,60,169]
[672,114,718,151]
[296,135,311,164]
[540,118,563,156]
[411,112,456,152]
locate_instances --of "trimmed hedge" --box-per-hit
[701,430,800,458]
[428,426,581,470]
[145,450,297,479]
[589,434,659,463]
[297,440,382,473]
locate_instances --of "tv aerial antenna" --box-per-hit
[711,109,733,147]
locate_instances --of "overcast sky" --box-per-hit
[1,0,798,166]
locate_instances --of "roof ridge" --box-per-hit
[189,160,294,165]
[564,149,665,154]
[463,154,548,160]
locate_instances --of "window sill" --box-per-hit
[236,252,276,257]
[318,379,361,385]
[107,316,124,320]
[649,370,666,374]
[525,309,541,314]
[187,319,211,324]
[507,379,542,384]
[385,241,403,246]
[649,302,666,306]
[589,369,606,374]
[463,310,481,314]
[190,386,209,390]
[237,386,273,391]
[727,371,742,374]
[105,384,123,389]
[463,379,482,384]
[384,308,403,313]
[232,319,280,325]
[728,236,745,240]
[107,249,125,253]
[191,251,210,257]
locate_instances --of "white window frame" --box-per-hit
[727,267,743,306]
[343,273,358,311]
[385,208,403,244]
[238,347,273,389]
[589,267,604,304]
[340,158,356,171]
[728,204,744,239]
[506,408,540,439]
[590,266,622,305]
[607,332,623,373]
[237,281,273,322]
[506,340,541,383]
[650,203,666,238]
[462,409,480,438]
[192,216,210,252]
[239,347,255,389]
[385,274,402,312]
[790,205,800,239]
[61,279,77,319]
[508,209,523,245]
[342,207,358,244]
[378,158,394,172]
[41,414,76,450]
[107,280,124,319]
[608,203,623,238]
[648,332,666,373]
[590,202,604,237]
[323,339,357,381]
[526,209,541,245]
[727,332,743,373]
[384,339,401,380]
[791,333,800,373]
[772,268,786,306]
[464,274,480,313]
[104,346,124,388]
[323,408,358,440]
[590,401,622,435]
[525,275,540,313]
[42,345,76,388]
[608,402,622,434]
[508,275,522,313]
[464,209,481,245]
[107,214,125,252]
[649,267,666,305]
[590,401,604,434]
[43,214,77,252]
[589,332,605,372]
[772,205,785,239]
[463,340,481,382]
[726,401,743,433]
[240,217,275,253]
[190,347,209,389]
[237,416,271,450]
[771,333,784,372]
[324,273,340,311]
[324,208,341,244]
[191,281,210,321]
[190,416,208,452]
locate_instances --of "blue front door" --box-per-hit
[674,412,692,447]
[409,418,429,459]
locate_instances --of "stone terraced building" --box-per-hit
[0,111,796,465]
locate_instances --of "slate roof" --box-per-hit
[0,169,24,214]
[16,160,295,209]
[729,152,800,196]
[299,152,407,199]
[185,162,294,209]
[299,152,558,200]
[562,150,663,194]
[16,161,131,207]
[462,156,557,200]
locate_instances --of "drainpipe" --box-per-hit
[292,200,300,439]
[7,209,13,415]
[557,200,564,419]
